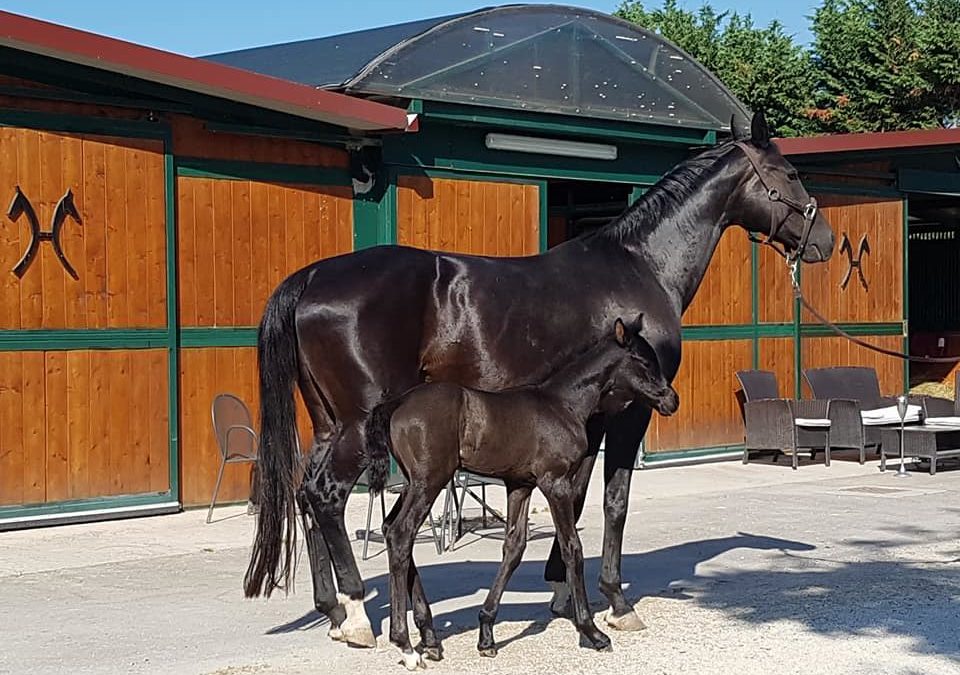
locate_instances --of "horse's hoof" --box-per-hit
[478,646,498,658]
[342,622,377,649]
[328,625,344,642]
[548,582,572,618]
[421,645,443,662]
[605,609,646,632]
[399,650,425,671]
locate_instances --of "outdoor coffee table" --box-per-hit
[880,421,960,475]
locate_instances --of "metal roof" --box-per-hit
[777,128,960,157]
[0,10,414,132]
[207,4,751,131]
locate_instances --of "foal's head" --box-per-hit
[601,315,679,417]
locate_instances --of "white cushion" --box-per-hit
[860,404,921,425]
[923,416,960,427]
[794,417,831,428]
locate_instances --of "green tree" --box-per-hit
[616,0,819,136]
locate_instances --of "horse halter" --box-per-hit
[737,142,819,266]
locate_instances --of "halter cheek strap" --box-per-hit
[737,142,819,263]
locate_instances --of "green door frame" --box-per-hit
[0,108,180,525]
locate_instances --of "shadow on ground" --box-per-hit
[269,529,960,660]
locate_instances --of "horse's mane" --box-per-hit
[599,139,740,242]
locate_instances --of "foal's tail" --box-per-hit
[363,397,405,495]
[243,266,313,599]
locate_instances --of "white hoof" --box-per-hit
[605,609,646,632]
[400,649,426,671]
[338,593,377,648]
[328,625,344,642]
[549,581,572,617]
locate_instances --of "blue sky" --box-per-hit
[2,1,819,56]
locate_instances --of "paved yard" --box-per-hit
[1,452,959,675]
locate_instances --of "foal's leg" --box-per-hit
[477,484,533,657]
[303,423,375,648]
[385,478,446,671]
[545,414,605,615]
[598,403,651,632]
[541,477,611,651]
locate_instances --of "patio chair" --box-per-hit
[357,468,443,560]
[440,471,506,551]
[735,370,831,469]
[803,366,926,462]
[207,393,259,524]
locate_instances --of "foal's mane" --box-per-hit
[599,140,741,242]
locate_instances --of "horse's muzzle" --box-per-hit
[656,388,680,416]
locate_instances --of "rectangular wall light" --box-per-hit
[484,133,618,160]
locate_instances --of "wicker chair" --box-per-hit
[802,366,932,463]
[735,370,831,469]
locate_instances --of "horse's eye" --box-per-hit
[786,171,799,181]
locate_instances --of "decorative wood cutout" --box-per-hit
[5,186,82,280]
[839,232,870,291]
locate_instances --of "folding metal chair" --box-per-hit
[358,469,443,560]
[207,393,259,524]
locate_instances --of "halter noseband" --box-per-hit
[737,141,819,264]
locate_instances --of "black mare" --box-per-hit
[243,111,836,648]
[364,316,679,668]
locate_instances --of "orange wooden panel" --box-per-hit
[397,176,540,256]
[178,347,313,506]
[0,127,166,329]
[683,228,752,326]
[757,242,794,324]
[176,177,352,327]
[645,339,753,452]
[758,337,796,398]
[171,116,348,167]
[0,349,166,506]
[801,336,905,397]
[774,194,902,325]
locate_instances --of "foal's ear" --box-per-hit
[634,312,645,333]
[730,115,742,142]
[614,317,628,347]
[750,110,771,149]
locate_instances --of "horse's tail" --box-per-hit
[363,397,405,494]
[243,266,313,599]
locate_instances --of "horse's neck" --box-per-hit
[614,159,745,313]
[541,343,620,421]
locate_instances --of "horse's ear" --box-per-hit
[750,110,771,149]
[634,312,645,332]
[614,318,628,347]
[730,115,742,142]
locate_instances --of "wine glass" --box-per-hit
[895,394,910,478]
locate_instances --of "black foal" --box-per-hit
[364,316,678,669]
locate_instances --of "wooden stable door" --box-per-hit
[397,175,540,256]
[0,125,171,508]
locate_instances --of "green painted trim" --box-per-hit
[0,329,168,351]
[681,325,757,341]
[179,327,258,348]
[800,322,904,337]
[411,167,548,185]
[806,183,904,198]
[0,491,174,520]
[538,180,548,252]
[794,264,803,398]
[643,445,743,462]
[679,323,902,342]
[394,156,664,185]
[0,107,168,139]
[898,169,960,196]
[176,157,351,186]
[164,138,181,506]
[0,85,194,114]
[203,121,371,148]
[903,197,910,391]
[381,170,398,246]
[415,100,717,146]
[751,240,760,369]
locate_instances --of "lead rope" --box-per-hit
[787,259,960,364]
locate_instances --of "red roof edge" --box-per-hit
[0,10,415,133]
[776,127,960,156]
